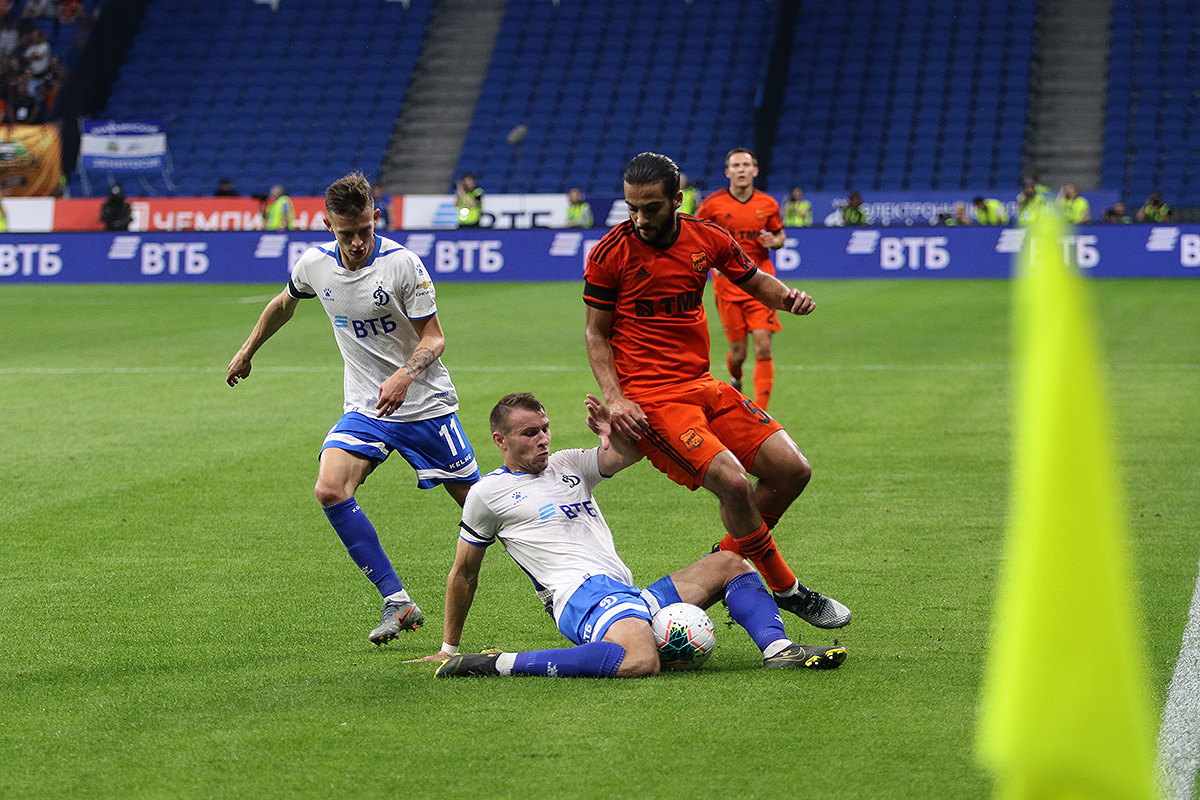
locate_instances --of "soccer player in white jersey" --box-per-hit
[226,171,480,644]
[415,393,846,677]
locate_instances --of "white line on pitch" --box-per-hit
[1158,552,1200,800]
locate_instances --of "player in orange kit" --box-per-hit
[583,152,850,629]
[696,147,786,409]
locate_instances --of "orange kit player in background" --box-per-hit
[696,147,786,409]
[583,152,850,629]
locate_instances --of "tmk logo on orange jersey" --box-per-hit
[690,252,709,273]
[680,429,705,449]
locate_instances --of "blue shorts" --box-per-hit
[321,411,481,489]
[557,574,683,645]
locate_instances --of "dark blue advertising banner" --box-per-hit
[1,225,1198,284]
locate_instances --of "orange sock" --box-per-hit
[725,351,743,383]
[719,512,779,555]
[753,357,774,409]
[724,522,796,593]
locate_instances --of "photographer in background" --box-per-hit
[99,184,132,231]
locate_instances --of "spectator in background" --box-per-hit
[22,27,49,75]
[0,193,8,233]
[1026,170,1053,200]
[1057,183,1091,224]
[57,0,88,27]
[41,55,63,113]
[679,172,699,215]
[972,196,1009,225]
[1136,192,1172,223]
[0,20,19,61]
[841,191,870,226]
[1103,201,1132,224]
[943,202,972,225]
[262,184,295,230]
[566,187,593,228]
[373,182,395,231]
[214,178,239,197]
[5,70,38,122]
[69,15,92,67]
[19,0,54,22]
[455,172,482,227]
[1017,179,1046,224]
[783,187,812,227]
[99,184,132,232]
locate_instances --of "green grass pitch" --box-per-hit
[1,279,1197,799]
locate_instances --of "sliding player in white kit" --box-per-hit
[416,393,846,678]
[227,171,479,645]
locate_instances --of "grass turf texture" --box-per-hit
[0,279,1196,799]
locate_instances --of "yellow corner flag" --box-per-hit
[976,211,1157,799]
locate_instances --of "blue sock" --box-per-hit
[511,641,626,678]
[645,574,683,607]
[725,571,788,651]
[322,497,402,597]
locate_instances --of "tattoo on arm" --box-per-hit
[403,346,437,377]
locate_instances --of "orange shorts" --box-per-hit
[715,295,782,343]
[630,375,783,491]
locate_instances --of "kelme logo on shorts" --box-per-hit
[680,429,704,449]
[690,252,708,273]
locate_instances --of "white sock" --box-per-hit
[384,589,412,604]
[496,653,516,675]
[763,639,793,659]
[775,581,801,597]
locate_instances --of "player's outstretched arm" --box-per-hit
[408,537,486,663]
[226,290,299,386]
[376,313,447,415]
[584,305,648,439]
[586,394,644,476]
[740,270,815,316]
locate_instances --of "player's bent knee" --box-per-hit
[710,549,754,581]
[616,645,661,678]
[792,456,812,488]
[314,480,353,507]
[705,458,754,501]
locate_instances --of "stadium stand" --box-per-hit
[767,0,1034,193]
[453,0,773,195]
[1104,0,1200,207]
[58,0,1190,213]
[3,0,98,121]
[83,0,432,198]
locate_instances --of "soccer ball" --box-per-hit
[651,602,716,670]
